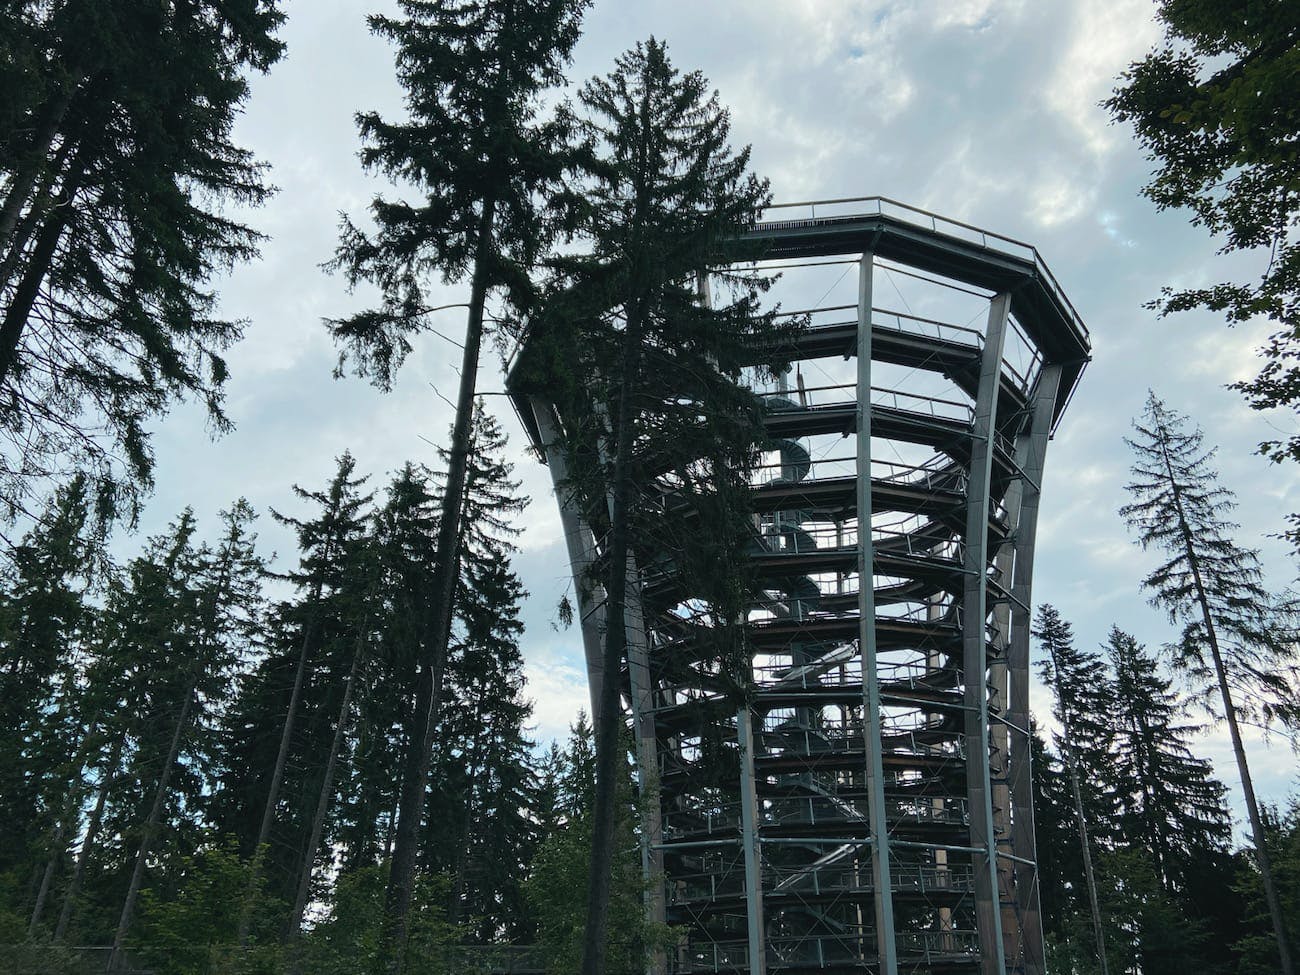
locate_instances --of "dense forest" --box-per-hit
[0,419,1296,974]
[2,1,1300,975]
[0,409,649,972]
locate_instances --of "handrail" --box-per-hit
[752,195,1089,341]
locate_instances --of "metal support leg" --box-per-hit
[992,490,1019,964]
[534,396,666,974]
[624,567,667,975]
[531,397,608,723]
[963,293,1010,975]
[856,253,898,975]
[737,706,767,975]
[1006,365,1062,975]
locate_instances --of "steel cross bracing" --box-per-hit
[505,200,1089,975]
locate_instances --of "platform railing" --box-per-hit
[667,927,982,972]
[752,194,1088,343]
[661,795,970,838]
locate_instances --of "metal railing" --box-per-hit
[668,928,981,972]
[661,795,969,838]
[752,194,1089,343]
[759,383,976,426]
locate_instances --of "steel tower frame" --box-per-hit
[507,197,1090,975]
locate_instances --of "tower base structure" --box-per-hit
[508,197,1090,975]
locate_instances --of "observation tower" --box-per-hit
[507,198,1090,975]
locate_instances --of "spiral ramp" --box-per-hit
[646,342,1000,973]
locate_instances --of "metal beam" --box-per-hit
[992,470,1021,963]
[856,253,899,975]
[623,564,667,975]
[1005,364,1062,975]
[737,705,767,975]
[530,397,607,723]
[541,392,667,975]
[963,293,1011,975]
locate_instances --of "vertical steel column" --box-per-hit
[992,484,1020,962]
[963,293,1011,975]
[536,395,666,973]
[531,397,607,722]
[737,705,767,975]
[623,567,667,975]
[855,253,898,975]
[1005,364,1062,975]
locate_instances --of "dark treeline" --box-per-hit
[0,406,649,974]
[1033,605,1300,975]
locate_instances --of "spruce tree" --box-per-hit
[106,502,265,968]
[333,463,438,874]
[1121,390,1298,975]
[521,38,781,973]
[220,454,373,945]
[524,715,648,975]
[0,1,285,520]
[327,2,588,959]
[1033,604,1115,975]
[284,534,383,958]
[0,476,102,914]
[1104,626,1231,892]
[1029,726,1080,953]
[422,405,533,942]
[1233,799,1300,975]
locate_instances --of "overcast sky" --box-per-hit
[129,0,1298,824]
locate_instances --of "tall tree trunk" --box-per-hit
[1062,736,1109,975]
[285,622,369,959]
[0,136,76,296]
[0,160,83,390]
[27,710,99,935]
[27,816,67,936]
[0,86,74,259]
[581,298,646,975]
[383,195,496,973]
[447,702,485,931]
[1160,440,1296,975]
[108,681,198,971]
[55,730,125,942]
[236,599,323,946]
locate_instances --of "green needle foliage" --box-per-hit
[1106,2,1300,535]
[1121,389,1299,975]
[0,1,285,524]
[520,38,784,975]
[1033,604,1115,975]
[1104,625,1231,893]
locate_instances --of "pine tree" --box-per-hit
[1121,390,1298,975]
[0,1,285,520]
[0,476,102,921]
[1104,625,1231,892]
[106,502,265,968]
[327,3,588,959]
[218,454,373,945]
[520,39,781,973]
[422,405,534,942]
[1033,604,1115,975]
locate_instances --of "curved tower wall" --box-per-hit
[509,198,1090,975]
